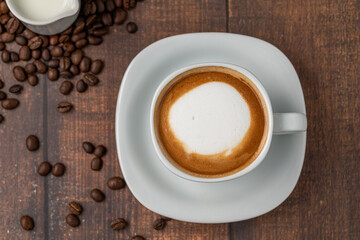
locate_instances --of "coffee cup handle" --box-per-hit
[273,113,307,135]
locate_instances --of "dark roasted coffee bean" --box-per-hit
[66,214,80,227]
[79,57,91,73]
[10,52,19,62]
[131,235,145,240]
[9,84,23,94]
[57,102,72,113]
[0,1,9,14]
[50,46,63,57]
[102,12,113,26]
[59,57,71,70]
[13,66,27,81]
[0,80,4,89]
[25,63,36,74]
[0,114,4,124]
[70,49,83,65]
[41,49,51,61]
[26,135,40,151]
[2,98,19,110]
[52,163,66,176]
[1,32,14,42]
[28,36,43,50]
[37,161,52,176]
[59,34,70,43]
[20,215,34,231]
[94,145,107,157]
[75,39,88,49]
[92,23,104,29]
[83,73,99,86]
[1,50,10,63]
[88,35,103,45]
[59,81,73,95]
[59,70,73,79]
[62,26,73,35]
[34,60,47,73]
[73,21,85,34]
[48,59,59,68]
[153,218,166,231]
[27,74,38,86]
[0,15,9,25]
[39,36,49,48]
[0,91,7,100]
[47,68,59,81]
[15,36,27,46]
[69,65,80,75]
[126,22,137,33]
[76,79,87,93]
[6,17,20,33]
[0,42,4,51]
[86,14,97,27]
[114,8,127,25]
[31,49,41,60]
[16,23,24,34]
[63,42,75,53]
[90,188,105,202]
[95,0,105,13]
[84,1,97,16]
[114,0,122,7]
[23,29,36,39]
[69,201,83,215]
[82,142,95,153]
[130,0,136,8]
[91,59,103,74]
[92,27,108,36]
[107,177,126,190]
[19,46,31,61]
[123,0,130,9]
[49,35,59,45]
[111,218,127,230]
[91,157,103,171]
[106,0,116,11]
[71,32,86,42]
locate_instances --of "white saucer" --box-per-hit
[115,33,307,223]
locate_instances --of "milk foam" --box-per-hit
[169,82,251,156]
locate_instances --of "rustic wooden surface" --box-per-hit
[0,0,359,239]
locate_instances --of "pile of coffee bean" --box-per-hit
[66,201,83,227]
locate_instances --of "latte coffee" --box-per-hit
[153,66,269,178]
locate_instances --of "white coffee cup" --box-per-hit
[150,63,307,182]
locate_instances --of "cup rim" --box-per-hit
[150,62,274,183]
[5,0,80,26]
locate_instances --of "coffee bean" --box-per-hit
[114,0,122,7]
[90,188,105,202]
[88,35,103,45]
[0,1,9,14]
[39,36,49,48]
[48,59,59,68]
[28,36,43,50]
[95,0,105,13]
[70,65,80,75]
[19,46,31,61]
[75,39,88,49]
[13,66,27,81]
[102,12,113,26]
[31,49,41,60]
[27,74,38,86]
[23,29,36,39]
[57,102,73,113]
[131,235,145,240]
[49,35,59,45]
[152,218,166,231]
[0,114,4,124]
[0,42,5,51]
[37,161,52,176]
[106,0,116,11]
[130,0,137,8]
[82,142,95,153]
[71,32,86,42]
[63,42,76,53]
[59,34,70,43]
[71,49,83,65]
[20,215,34,231]
[1,32,14,42]
[66,214,80,227]
[9,84,23,94]
[83,1,97,16]
[76,80,87,93]
[59,70,73,79]
[10,52,19,62]
[41,49,51,61]
[47,68,59,81]
[2,98,19,110]
[123,0,130,9]
[6,17,20,33]
[25,63,36,74]
[16,23,24,34]
[90,59,103,74]
[86,14,97,27]
[59,81,73,95]
[60,57,71,70]
[114,8,127,25]
[52,163,66,176]
[62,26,73,35]
[79,57,91,73]
[107,177,126,190]
[50,46,63,57]
[69,201,83,215]
[92,27,108,36]
[126,22,138,33]
[0,15,10,25]
[91,157,103,171]
[94,145,107,157]
[1,50,10,63]
[34,60,47,73]
[0,79,4,89]
[0,91,7,100]
[26,135,39,151]
[110,218,127,230]
[83,73,99,86]
[73,21,85,34]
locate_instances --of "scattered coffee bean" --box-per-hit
[50,46,63,57]
[79,57,91,73]
[63,42,76,53]
[37,161,52,176]
[15,36,27,46]
[92,27,108,36]
[105,0,115,11]
[102,12,113,26]
[0,42,5,51]
[57,102,73,113]
[1,50,10,63]
[76,80,87,93]
[31,49,41,60]
[90,188,105,202]
[27,75,39,86]
[52,163,66,176]
[0,114,4,124]
[123,0,130,9]
[114,0,122,7]
[0,2,9,14]
[60,57,71,70]
[41,48,51,61]
[59,70,73,79]
[91,157,103,171]
[107,177,125,190]
[66,214,80,227]
[0,80,4,89]
[111,218,127,230]
[126,22,138,33]
[23,29,36,39]
[62,26,73,35]
[25,63,36,74]
[74,21,85,34]
[47,68,59,81]
[59,81,73,95]
[86,14,97,27]
[114,8,127,25]
[69,201,83,215]
[10,52,19,62]
[83,1,97,16]
[82,141,95,153]
[0,91,7,100]
[70,65,80,75]
[0,15,9,25]
[28,36,43,50]
[90,59,103,74]
[39,35,49,48]
[131,235,145,240]
[49,35,59,46]
[9,84,23,94]
[20,215,34,231]
[48,59,59,68]
[88,35,103,45]
[94,145,107,157]
[34,60,47,73]
[152,218,166,231]
[1,32,14,42]
[13,66,27,81]
[26,135,40,151]
[83,73,99,86]
[71,49,83,65]
[2,98,19,110]
[71,32,86,42]
[75,38,88,48]
[19,46,31,61]
[95,0,105,13]
[6,17,20,33]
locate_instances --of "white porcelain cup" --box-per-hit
[150,63,307,182]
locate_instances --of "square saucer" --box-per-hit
[115,33,306,223]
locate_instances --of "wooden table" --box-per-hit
[0,0,359,239]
